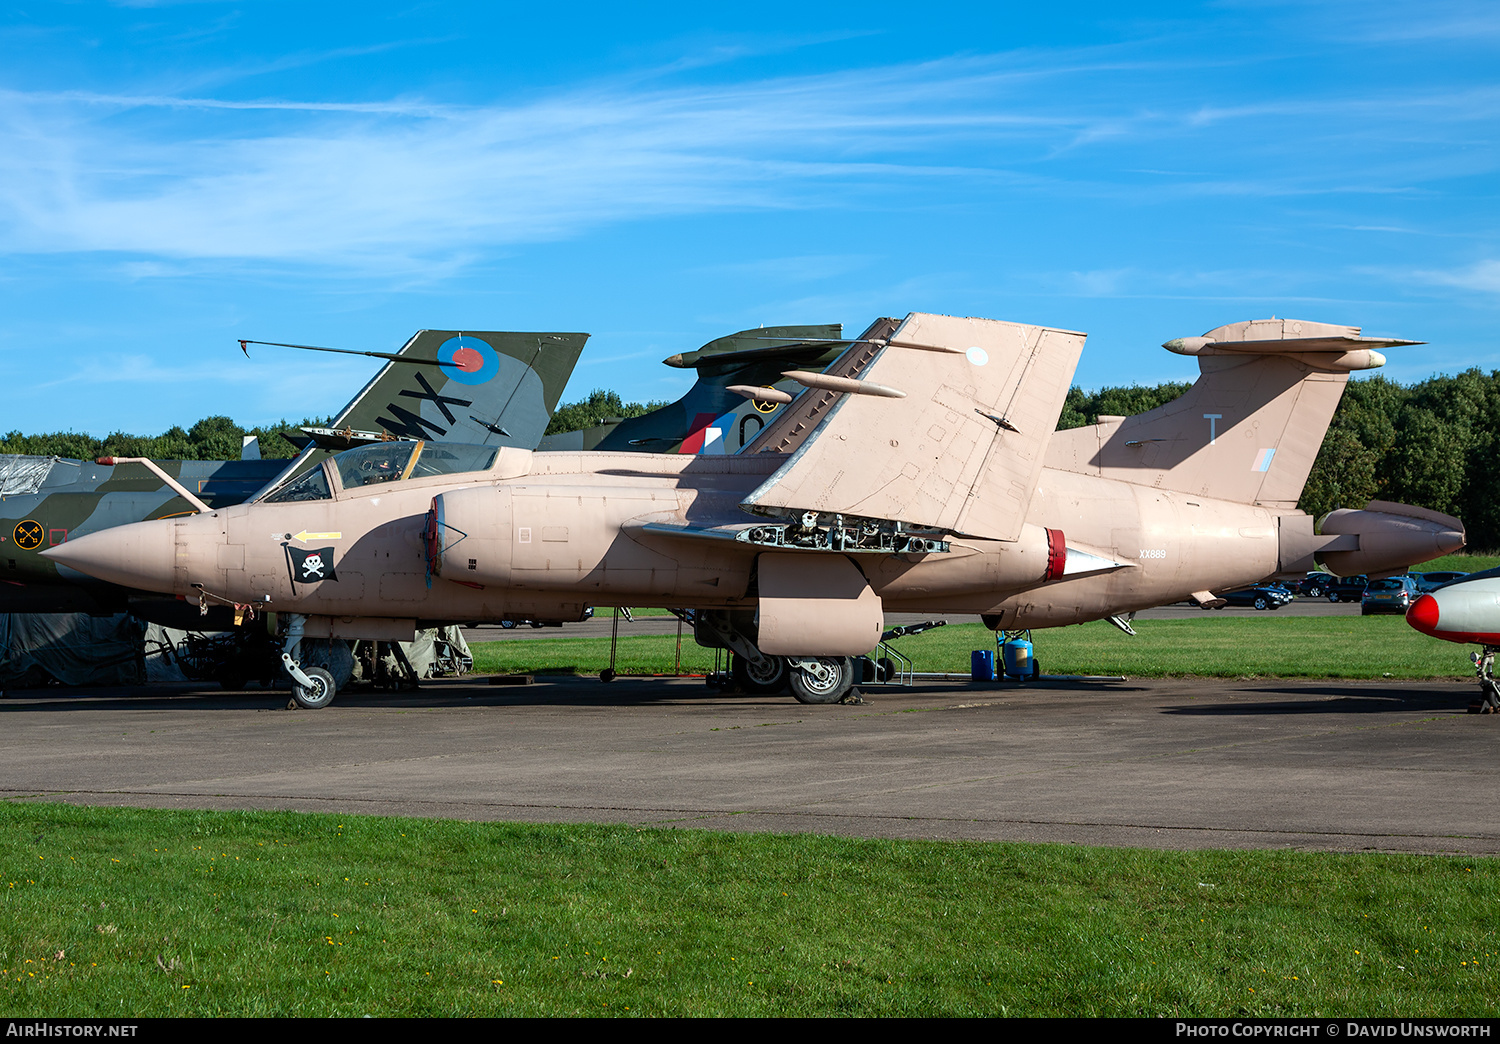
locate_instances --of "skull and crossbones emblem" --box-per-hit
[287,544,337,585]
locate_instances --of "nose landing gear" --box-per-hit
[1470,648,1500,714]
[287,662,336,709]
[282,613,339,710]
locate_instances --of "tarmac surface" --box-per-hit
[3,669,1496,856]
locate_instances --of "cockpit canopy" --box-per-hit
[263,441,499,503]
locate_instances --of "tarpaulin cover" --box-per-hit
[0,455,58,496]
[0,612,144,688]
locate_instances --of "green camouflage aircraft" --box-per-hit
[1,330,586,624]
[537,324,843,454]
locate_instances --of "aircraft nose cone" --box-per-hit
[1407,593,1440,635]
[40,519,178,593]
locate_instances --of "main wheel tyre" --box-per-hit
[1253,596,1269,610]
[788,657,853,705]
[732,655,788,694]
[291,666,336,709]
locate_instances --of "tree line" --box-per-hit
[6,373,1494,547]
[0,415,318,463]
[0,389,667,462]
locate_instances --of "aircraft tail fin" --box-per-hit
[337,330,587,445]
[254,330,586,499]
[1044,318,1421,507]
[539,324,843,454]
[741,312,1086,542]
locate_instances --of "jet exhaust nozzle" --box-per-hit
[1317,501,1466,577]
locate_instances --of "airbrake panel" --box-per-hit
[755,552,883,656]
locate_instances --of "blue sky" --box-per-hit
[1,1,1496,436]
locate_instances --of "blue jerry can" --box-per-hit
[970,649,995,682]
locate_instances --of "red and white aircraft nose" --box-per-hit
[1406,577,1500,645]
[1406,594,1440,635]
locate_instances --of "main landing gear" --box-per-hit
[726,651,856,703]
[784,657,855,704]
[731,652,789,695]
[1470,647,1500,714]
[697,609,858,704]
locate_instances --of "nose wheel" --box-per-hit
[290,665,337,710]
[1470,648,1500,714]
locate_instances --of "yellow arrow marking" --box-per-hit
[292,530,342,543]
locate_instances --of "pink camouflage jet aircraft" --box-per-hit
[45,312,1465,707]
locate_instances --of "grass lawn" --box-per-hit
[1416,552,1500,574]
[3,802,1496,1017]
[472,616,1475,681]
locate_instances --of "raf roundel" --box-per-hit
[965,346,989,366]
[437,336,501,386]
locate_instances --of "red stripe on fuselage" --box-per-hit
[1044,528,1066,582]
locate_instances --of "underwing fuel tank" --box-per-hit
[1316,501,1466,578]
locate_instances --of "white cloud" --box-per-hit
[1066,269,1132,297]
[0,45,1494,277]
[1414,259,1500,294]
[0,70,1052,269]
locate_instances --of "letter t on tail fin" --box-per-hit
[1046,318,1420,507]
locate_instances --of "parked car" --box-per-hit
[498,606,595,628]
[1324,575,1369,603]
[1361,575,1418,615]
[1411,571,1468,593]
[1209,584,1295,610]
[1295,572,1334,598]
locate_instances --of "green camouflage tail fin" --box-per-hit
[258,330,586,497]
